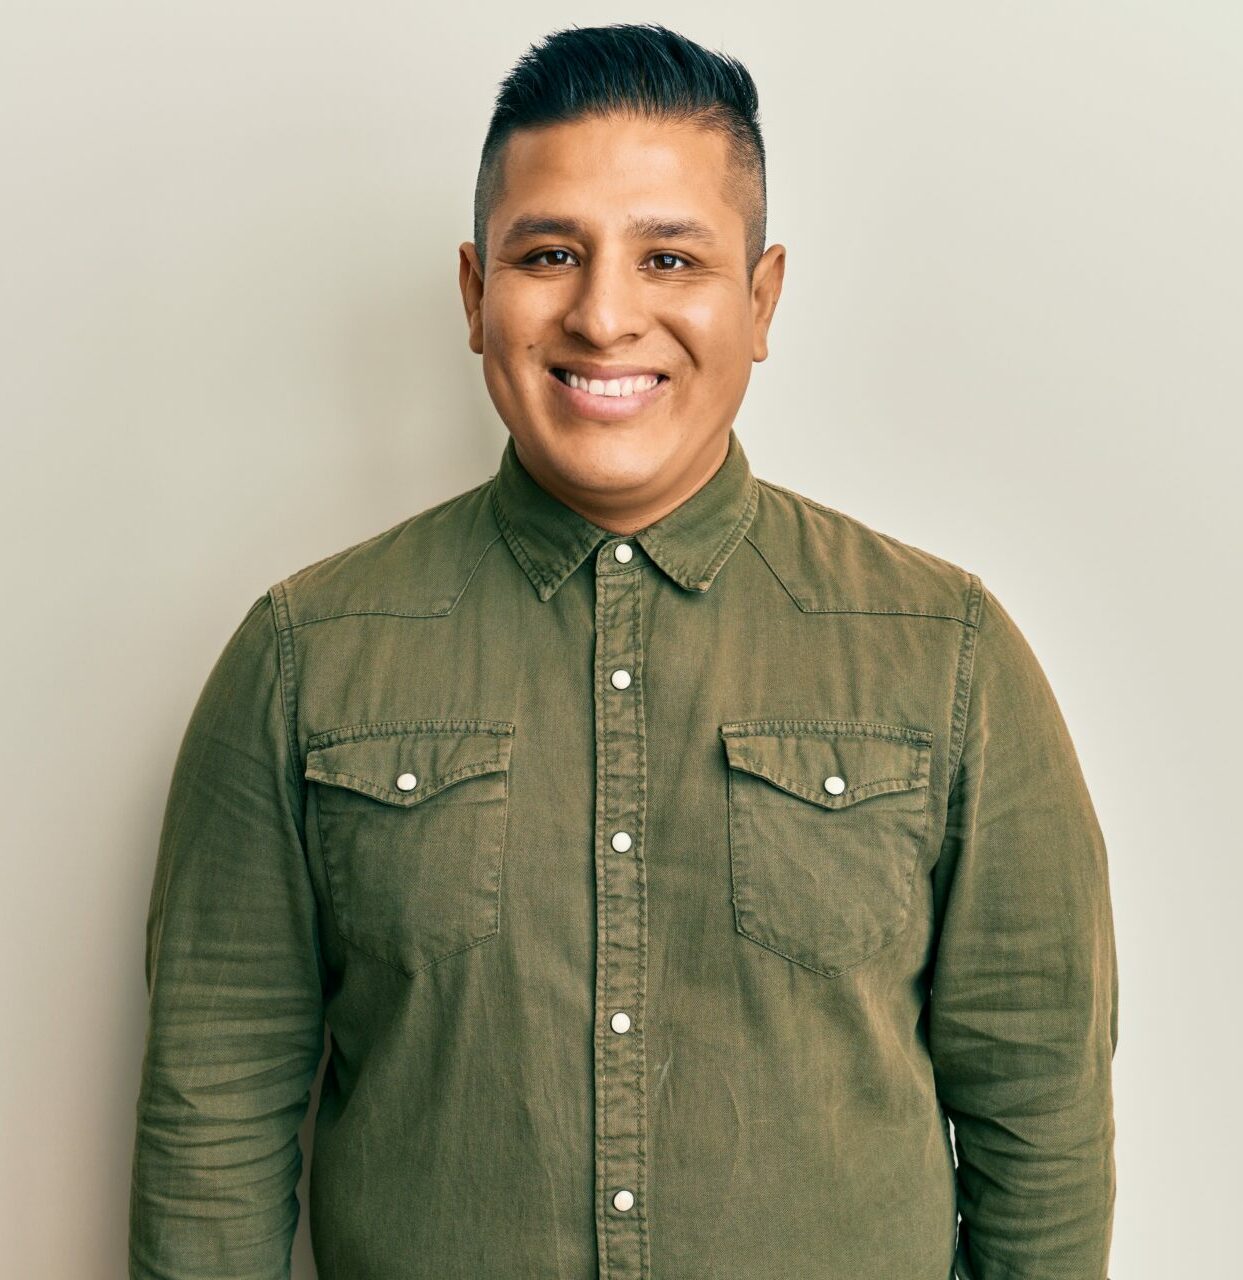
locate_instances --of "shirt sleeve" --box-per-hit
[929,580,1119,1280]
[129,592,325,1280]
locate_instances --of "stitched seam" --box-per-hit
[737,914,917,980]
[490,768,509,956]
[314,780,375,969]
[742,530,973,624]
[289,604,461,628]
[275,480,493,613]
[633,566,651,1274]
[313,770,507,978]
[727,770,930,980]
[642,470,759,590]
[594,566,612,1278]
[306,719,515,751]
[695,471,759,589]
[786,605,973,621]
[945,573,985,797]
[492,482,599,597]
[720,718,934,745]
[265,579,333,1006]
[306,754,506,803]
[490,478,549,594]
[445,530,507,613]
[268,584,305,810]
[727,760,928,807]
[754,475,850,517]
[755,475,970,574]
[742,532,804,609]
[285,533,506,629]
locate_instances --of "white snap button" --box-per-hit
[610,1011,632,1034]
[613,542,634,563]
[612,1189,635,1212]
[824,775,846,795]
[396,772,418,791]
[611,830,633,853]
[610,668,632,690]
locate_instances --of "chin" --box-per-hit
[534,427,669,491]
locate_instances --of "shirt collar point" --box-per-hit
[492,428,755,597]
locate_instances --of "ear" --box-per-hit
[458,242,485,355]
[750,243,786,362]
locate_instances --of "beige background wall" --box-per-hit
[3,4,1239,1276]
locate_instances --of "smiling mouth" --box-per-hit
[551,368,669,398]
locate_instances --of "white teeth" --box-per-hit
[563,371,661,397]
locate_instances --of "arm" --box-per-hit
[129,592,324,1279]
[929,581,1119,1279]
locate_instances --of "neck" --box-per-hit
[516,432,731,534]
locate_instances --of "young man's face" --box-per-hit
[459,113,785,528]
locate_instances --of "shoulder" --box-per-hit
[267,476,503,627]
[747,475,981,626]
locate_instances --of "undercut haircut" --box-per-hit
[473,23,768,280]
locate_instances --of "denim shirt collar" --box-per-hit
[490,428,759,601]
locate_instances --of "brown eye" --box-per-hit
[526,248,578,267]
[648,253,690,271]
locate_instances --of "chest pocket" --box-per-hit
[720,719,933,978]
[305,719,514,976]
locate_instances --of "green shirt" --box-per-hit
[129,428,1118,1279]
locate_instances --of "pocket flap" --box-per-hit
[305,719,514,807]
[720,719,932,809]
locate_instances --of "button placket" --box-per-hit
[592,538,649,1279]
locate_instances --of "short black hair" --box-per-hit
[474,23,767,279]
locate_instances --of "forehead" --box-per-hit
[495,114,741,235]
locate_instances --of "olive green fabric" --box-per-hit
[129,428,1118,1279]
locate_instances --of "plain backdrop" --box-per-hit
[3,3,1240,1276]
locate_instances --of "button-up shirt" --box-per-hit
[129,428,1118,1279]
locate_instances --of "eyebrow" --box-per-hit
[499,214,719,251]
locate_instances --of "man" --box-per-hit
[129,22,1118,1280]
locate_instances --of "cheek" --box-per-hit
[671,299,753,379]
[483,280,563,349]
[480,295,520,355]
[480,311,537,397]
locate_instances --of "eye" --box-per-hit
[524,248,579,268]
[646,252,691,271]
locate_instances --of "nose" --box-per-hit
[560,248,647,348]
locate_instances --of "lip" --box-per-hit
[547,367,670,423]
